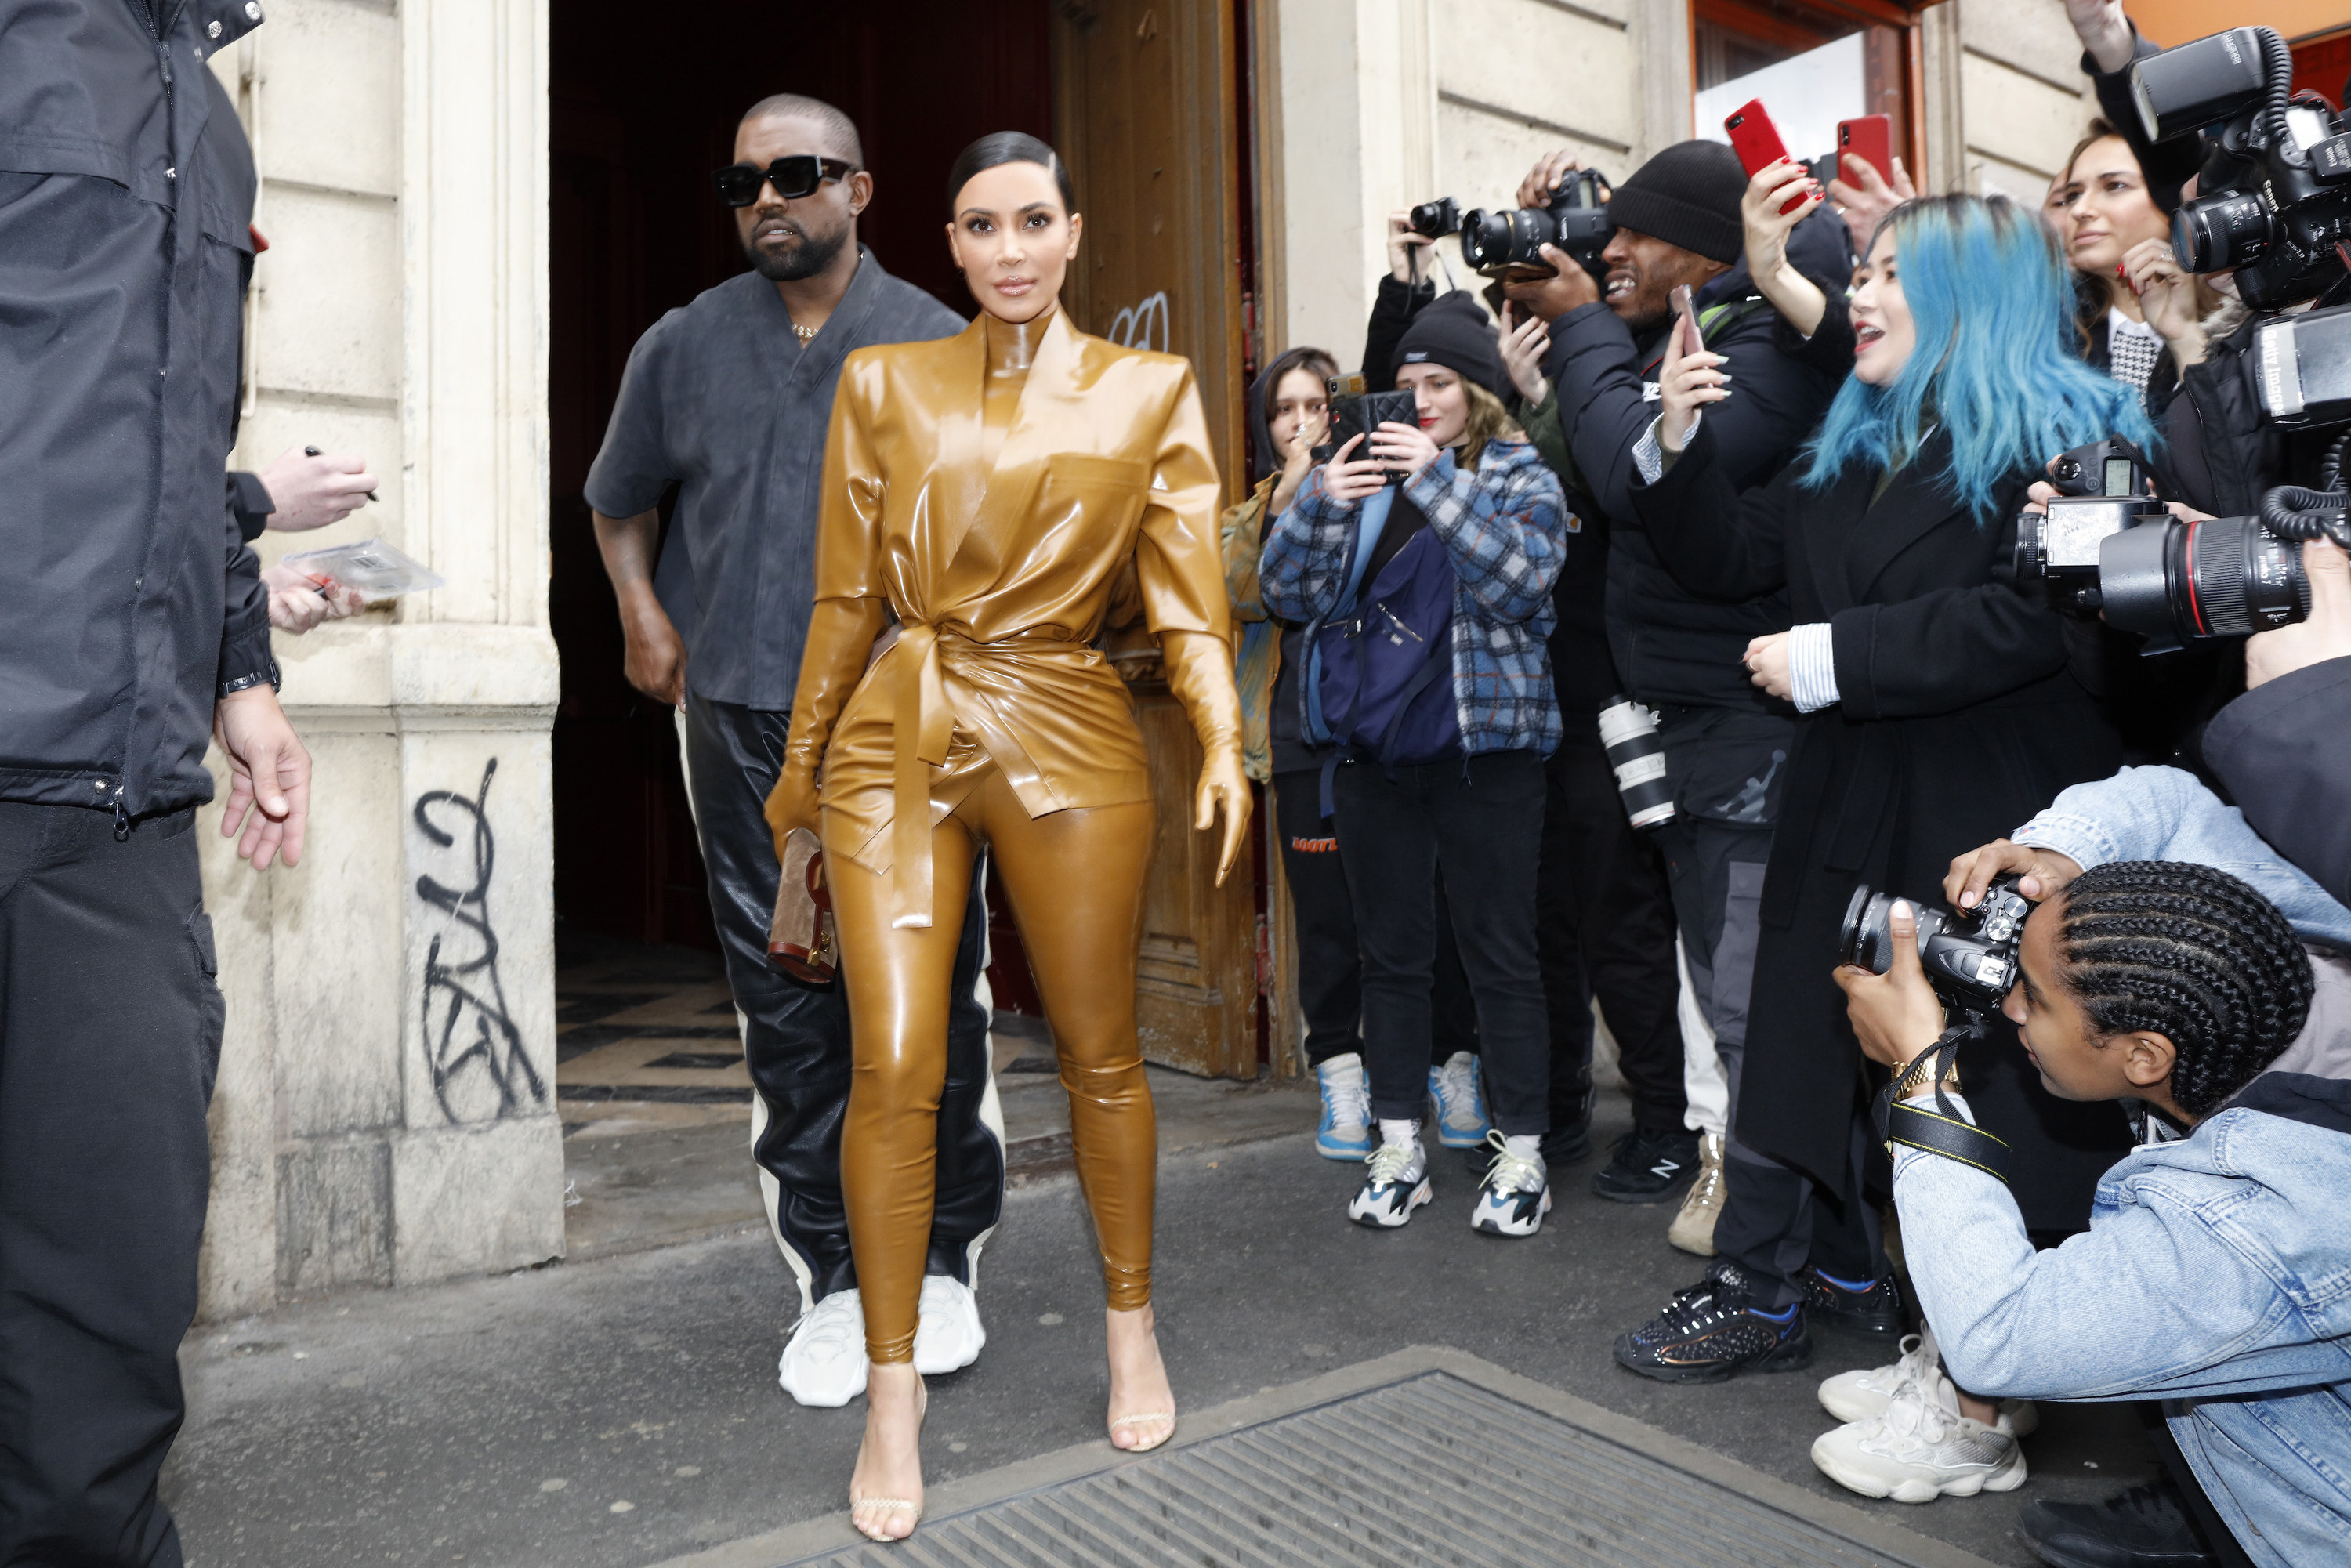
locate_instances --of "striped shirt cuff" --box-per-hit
[1632,410,1702,486]
[1788,621,1839,713]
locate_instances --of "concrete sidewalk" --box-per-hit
[164,1086,2151,1568]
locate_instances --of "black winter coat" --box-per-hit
[2204,656,2351,911]
[1632,422,2136,1228]
[0,0,274,818]
[1538,207,1851,712]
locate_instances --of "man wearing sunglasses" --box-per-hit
[585,95,999,1408]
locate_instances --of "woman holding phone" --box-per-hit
[1607,182,2154,1450]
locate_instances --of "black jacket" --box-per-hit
[1538,208,1850,711]
[2165,306,2350,517]
[1631,422,2133,1226]
[0,0,274,819]
[2204,655,2351,910]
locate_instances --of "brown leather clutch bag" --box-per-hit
[767,827,839,983]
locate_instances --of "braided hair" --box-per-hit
[2056,861,2315,1116]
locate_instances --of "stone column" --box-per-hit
[198,0,560,1318]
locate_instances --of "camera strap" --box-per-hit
[1872,1023,2012,1185]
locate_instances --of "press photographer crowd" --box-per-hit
[1232,6,2351,1566]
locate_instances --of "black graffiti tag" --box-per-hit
[415,759,545,1121]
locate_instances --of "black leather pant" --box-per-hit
[683,693,1000,1307]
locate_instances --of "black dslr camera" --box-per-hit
[1841,877,2032,1016]
[1310,372,1419,486]
[2131,26,2351,309]
[1459,168,1613,283]
[2016,436,2324,647]
[1407,197,1460,239]
[2014,437,2168,613]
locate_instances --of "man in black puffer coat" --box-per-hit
[1502,139,1850,1220]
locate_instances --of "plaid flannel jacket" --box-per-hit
[1260,439,1569,759]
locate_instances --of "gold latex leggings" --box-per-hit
[826,765,1157,1365]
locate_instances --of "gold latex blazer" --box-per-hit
[774,310,1233,929]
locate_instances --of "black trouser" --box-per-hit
[1275,770,1476,1073]
[1538,726,1687,1133]
[684,693,998,1305]
[1708,1094,1886,1311]
[0,802,220,1567]
[1333,751,1548,1137]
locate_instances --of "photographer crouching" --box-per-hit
[1837,865,2351,1568]
[1501,140,1851,1221]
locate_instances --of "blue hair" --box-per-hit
[1802,194,2157,522]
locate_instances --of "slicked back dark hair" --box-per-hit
[947,132,1075,215]
[740,94,863,166]
[2056,860,2315,1116]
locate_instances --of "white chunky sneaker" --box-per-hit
[1811,1370,2029,1503]
[1314,1052,1374,1161]
[1666,1132,1727,1256]
[1427,1051,1492,1150]
[1818,1324,2039,1436]
[1348,1137,1432,1228]
[777,1287,868,1407]
[912,1273,987,1377]
[1469,1132,1552,1237]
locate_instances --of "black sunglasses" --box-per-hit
[713,156,858,208]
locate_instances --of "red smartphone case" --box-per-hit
[1838,114,1893,186]
[1723,100,1808,215]
[1722,99,1790,178]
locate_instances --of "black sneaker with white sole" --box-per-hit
[1590,1125,1701,1204]
[1346,1139,1432,1229]
[1614,1262,1814,1384]
[1800,1266,1904,1340]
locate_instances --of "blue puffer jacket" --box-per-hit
[1259,440,1569,759]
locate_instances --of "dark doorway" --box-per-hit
[546,1,1053,954]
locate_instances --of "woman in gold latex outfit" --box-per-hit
[763,132,1249,1543]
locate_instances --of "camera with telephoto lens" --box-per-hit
[2014,437,2168,612]
[1407,197,1460,239]
[1597,696,1674,831]
[1841,876,2032,1016]
[2130,27,2351,310]
[1310,372,1421,486]
[1459,168,1613,283]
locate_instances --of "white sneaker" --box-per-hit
[1348,1137,1432,1228]
[1811,1370,2029,1503]
[912,1273,987,1376]
[1469,1132,1552,1237]
[777,1287,868,1407]
[1818,1324,2040,1436]
[1427,1051,1492,1149]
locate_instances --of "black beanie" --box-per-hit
[1606,140,1746,265]
[1391,291,1509,402]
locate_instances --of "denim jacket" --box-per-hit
[1260,440,1568,759]
[1897,1078,2351,1568]
[2013,766,2351,949]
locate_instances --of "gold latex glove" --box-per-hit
[1161,627,1252,884]
[763,596,888,859]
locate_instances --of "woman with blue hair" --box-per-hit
[1605,186,2156,1447]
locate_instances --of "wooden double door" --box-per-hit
[1049,0,1262,1080]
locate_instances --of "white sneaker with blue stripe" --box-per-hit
[1347,1135,1433,1228]
[1314,1052,1373,1161]
[1428,1051,1491,1149]
[1469,1132,1552,1237]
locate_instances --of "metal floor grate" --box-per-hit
[781,1371,1938,1567]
